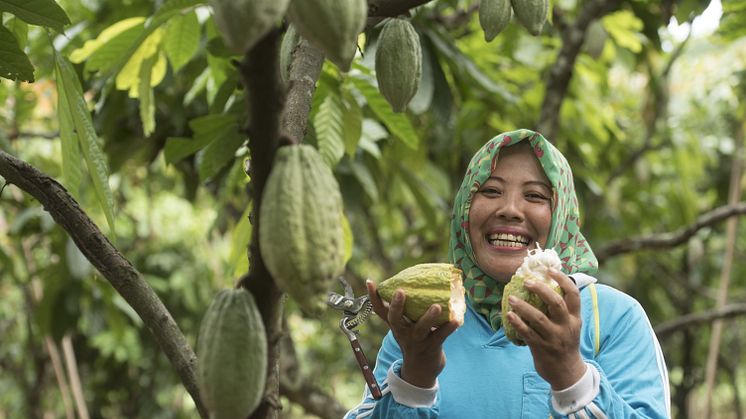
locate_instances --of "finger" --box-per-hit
[507,295,550,339]
[412,304,442,340]
[387,289,409,327]
[430,318,461,345]
[366,280,390,321]
[523,277,568,321]
[505,311,538,344]
[548,269,581,316]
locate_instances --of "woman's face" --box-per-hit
[468,142,553,283]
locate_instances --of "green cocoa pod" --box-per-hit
[582,20,607,59]
[286,0,366,71]
[197,288,267,419]
[378,263,466,326]
[259,144,346,316]
[280,25,301,83]
[209,0,290,54]
[479,0,512,42]
[501,247,563,345]
[375,18,422,113]
[510,0,548,36]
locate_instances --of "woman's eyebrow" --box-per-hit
[488,176,551,190]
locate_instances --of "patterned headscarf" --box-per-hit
[448,129,597,330]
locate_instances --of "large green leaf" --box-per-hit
[348,75,420,149]
[71,18,146,75]
[54,53,116,233]
[56,72,82,198]
[314,91,345,168]
[341,86,362,157]
[138,54,157,137]
[229,204,252,277]
[190,114,245,181]
[0,0,70,32]
[0,24,34,82]
[163,10,200,72]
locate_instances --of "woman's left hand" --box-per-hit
[504,268,587,390]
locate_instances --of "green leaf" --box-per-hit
[56,72,82,198]
[191,114,245,181]
[603,11,643,53]
[341,87,362,156]
[229,204,252,277]
[348,76,420,149]
[115,29,166,97]
[54,53,116,233]
[164,136,208,164]
[314,91,345,168]
[138,54,157,137]
[0,0,70,32]
[349,160,379,203]
[0,24,34,82]
[71,18,146,75]
[163,10,200,72]
[151,0,206,25]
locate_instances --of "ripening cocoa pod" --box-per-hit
[375,18,422,113]
[582,20,607,59]
[197,288,267,419]
[286,0,367,71]
[510,0,548,36]
[209,0,290,54]
[480,0,512,42]
[501,246,564,345]
[259,144,346,316]
[377,263,466,326]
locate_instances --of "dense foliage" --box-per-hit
[1,0,746,417]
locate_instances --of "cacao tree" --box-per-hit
[2,0,746,418]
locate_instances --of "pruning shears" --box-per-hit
[327,277,383,400]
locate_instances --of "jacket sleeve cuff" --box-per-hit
[551,363,600,414]
[386,360,439,408]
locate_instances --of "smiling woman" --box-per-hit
[346,129,671,419]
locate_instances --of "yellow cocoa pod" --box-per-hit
[286,0,367,71]
[480,0,512,42]
[259,144,346,316]
[209,0,290,54]
[375,18,422,113]
[501,247,563,345]
[510,0,548,36]
[378,263,466,326]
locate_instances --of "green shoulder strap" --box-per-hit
[589,283,600,356]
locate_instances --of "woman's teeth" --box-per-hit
[486,233,529,247]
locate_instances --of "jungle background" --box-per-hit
[1,0,746,418]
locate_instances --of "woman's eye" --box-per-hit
[481,187,501,196]
[526,192,549,201]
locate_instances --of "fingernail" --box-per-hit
[394,290,404,302]
[508,295,517,304]
[524,279,535,287]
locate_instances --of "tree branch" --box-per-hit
[536,0,621,141]
[0,150,207,418]
[655,303,746,339]
[280,378,349,419]
[281,39,325,143]
[595,202,746,263]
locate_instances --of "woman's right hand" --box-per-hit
[366,280,460,388]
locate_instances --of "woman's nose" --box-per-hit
[495,194,523,220]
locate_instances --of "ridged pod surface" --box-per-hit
[209,0,290,54]
[286,0,366,71]
[501,247,564,345]
[377,263,465,326]
[375,18,422,113]
[259,144,345,316]
[479,0,512,42]
[510,0,548,36]
[197,288,267,419]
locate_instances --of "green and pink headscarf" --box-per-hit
[448,129,598,330]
